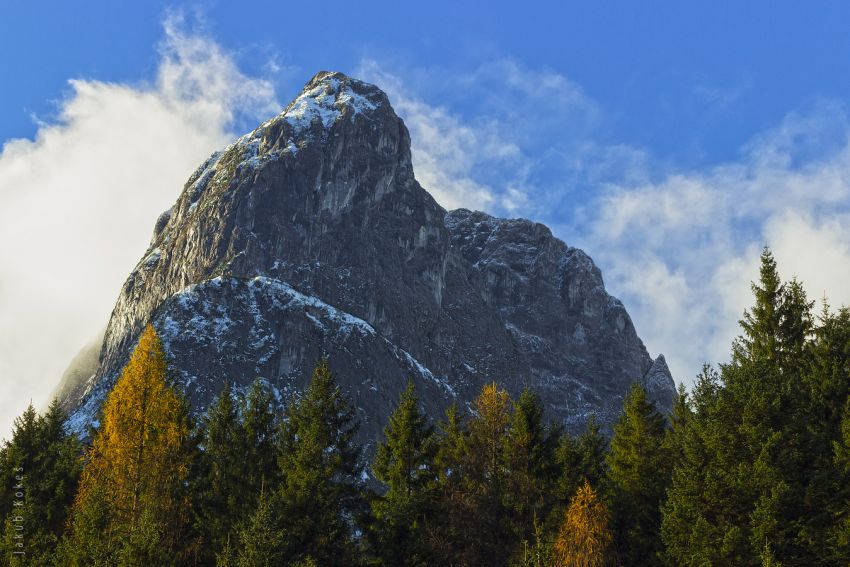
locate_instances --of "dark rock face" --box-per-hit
[62,71,674,441]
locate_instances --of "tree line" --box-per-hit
[1,248,849,566]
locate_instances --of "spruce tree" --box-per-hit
[234,490,285,567]
[802,305,850,563]
[830,397,850,559]
[240,378,279,496]
[190,379,279,564]
[0,401,82,564]
[428,402,468,565]
[663,382,692,465]
[730,253,814,563]
[661,365,744,566]
[274,359,365,566]
[606,383,669,566]
[555,416,607,508]
[55,479,114,566]
[503,389,557,560]
[734,247,785,367]
[195,384,245,562]
[662,250,825,565]
[0,405,39,523]
[370,380,437,566]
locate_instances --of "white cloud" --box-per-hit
[0,15,279,437]
[583,104,850,384]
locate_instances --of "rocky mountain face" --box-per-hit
[60,71,675,444]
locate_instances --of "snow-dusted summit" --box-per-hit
[58,71,675,443]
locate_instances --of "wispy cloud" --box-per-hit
[581,102,850,382]
[357,60,508,210]
[0,14,279,436]
[693,79,750,112]
[356,59,600,214]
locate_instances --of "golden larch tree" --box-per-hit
[465,382,514,564]
[554,480,615,567]
[473,381,512,481]
[68,324,191,561]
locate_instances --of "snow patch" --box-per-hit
[219,75,379,177]
[248,276,376,338]
[281,76,377,134]
[505,322,547,351]
[391,345,457,398]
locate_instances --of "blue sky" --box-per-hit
[3,1,850,433]
[5,2,850,163]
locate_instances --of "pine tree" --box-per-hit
[553,481,613,567]
[606,383,669,566]
[274,359,365,566]
[66,324,192,564]
[370,380,437,566]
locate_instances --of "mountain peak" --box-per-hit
[263,71,388,136]
[304,70,361,90]
[217,70,406,184]
[61,71,674,444]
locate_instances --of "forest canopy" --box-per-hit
[1,248,849,566]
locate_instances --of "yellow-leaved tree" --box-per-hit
[554,480,615,567]
[64,324,191,565]
[473,381,512,482]
[468,382,513,564]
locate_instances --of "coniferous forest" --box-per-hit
[2,248,849,566]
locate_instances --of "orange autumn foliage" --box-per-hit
[554,481,614,567]
[71,324,190,542]
[474,382,512,459]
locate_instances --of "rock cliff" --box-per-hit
[61,71,675,443]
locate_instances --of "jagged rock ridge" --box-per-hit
[60,71,675,443]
